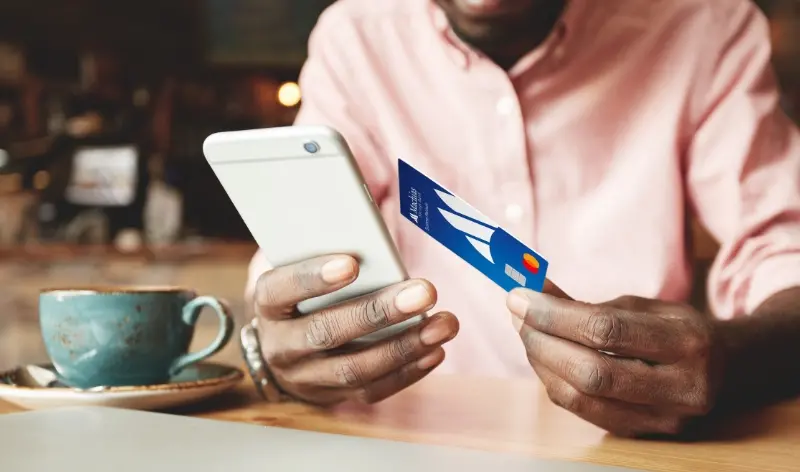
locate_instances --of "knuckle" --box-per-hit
[290,264,319,294]
[306,314,340,349]
[546,382,582,412]
[544,386,561,405]
[569,359,610,396]
[581,311,623,349]
[555,386,583,412]
[334,358,365,388]
[356,297,392,330]
[385,334,418,365]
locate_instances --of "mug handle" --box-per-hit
[168,296,235,376]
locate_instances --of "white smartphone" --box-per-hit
[203,125,424,345]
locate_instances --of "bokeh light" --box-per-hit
[277,82,301,107]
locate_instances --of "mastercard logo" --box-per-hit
[522,253,540,274]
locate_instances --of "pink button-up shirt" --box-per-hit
[248,0,800,378]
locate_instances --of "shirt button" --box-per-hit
[505,204,524,222]
[496,96,516,116]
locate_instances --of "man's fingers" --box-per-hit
[274,348,444,407]
[531,362,685,438]
[282,312,458,388]
[349,347,446,404]
[254,255,359,320]
[271,279,437,359]
[296,279,437,353]
[508,289,682,363]
[521,325,687,407]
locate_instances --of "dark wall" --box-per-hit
[0,0,203,72]
[203,0,334,67]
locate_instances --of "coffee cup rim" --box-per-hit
[40,286,196,295]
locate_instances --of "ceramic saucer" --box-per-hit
[0,362,243,411]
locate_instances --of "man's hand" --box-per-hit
[254,254,459,406]
[507,282,724,437]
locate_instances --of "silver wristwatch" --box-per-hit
[239,318,289,402]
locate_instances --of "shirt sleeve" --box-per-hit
[687,2,800,319]
[245,5,392,302]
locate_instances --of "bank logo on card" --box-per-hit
[408,187,422,224]
[398,158,549,293]
[434,189,498,264]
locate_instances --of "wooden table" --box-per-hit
[1,375,797,472]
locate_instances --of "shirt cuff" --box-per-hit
[745,253,800,315]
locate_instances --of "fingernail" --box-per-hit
[416,349,444,370]
[506,290,530,318]
[420,317,455,346]
[320,257,356,284]
[394,283,433,314]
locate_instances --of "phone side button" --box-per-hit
[363,184,374,203]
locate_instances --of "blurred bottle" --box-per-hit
[143,156,182,246]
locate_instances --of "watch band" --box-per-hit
[239,318,289,402]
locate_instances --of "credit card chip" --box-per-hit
[505,264,527,286]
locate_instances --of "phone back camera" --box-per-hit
[303,141,320,154]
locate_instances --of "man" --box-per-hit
[244,0,800,437]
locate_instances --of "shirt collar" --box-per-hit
[427,0,584,70]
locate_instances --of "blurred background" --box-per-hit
[0,0,334,250]
[0,0,797,369]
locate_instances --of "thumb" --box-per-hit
[506,279,573,333]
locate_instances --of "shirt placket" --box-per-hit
[446,47,535,244]
[491,79,536,247]
[433,5,555,249]
[498,32,569,250]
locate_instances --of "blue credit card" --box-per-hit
[398,158,549,292]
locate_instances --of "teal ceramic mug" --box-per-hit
[39,286,235,389]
